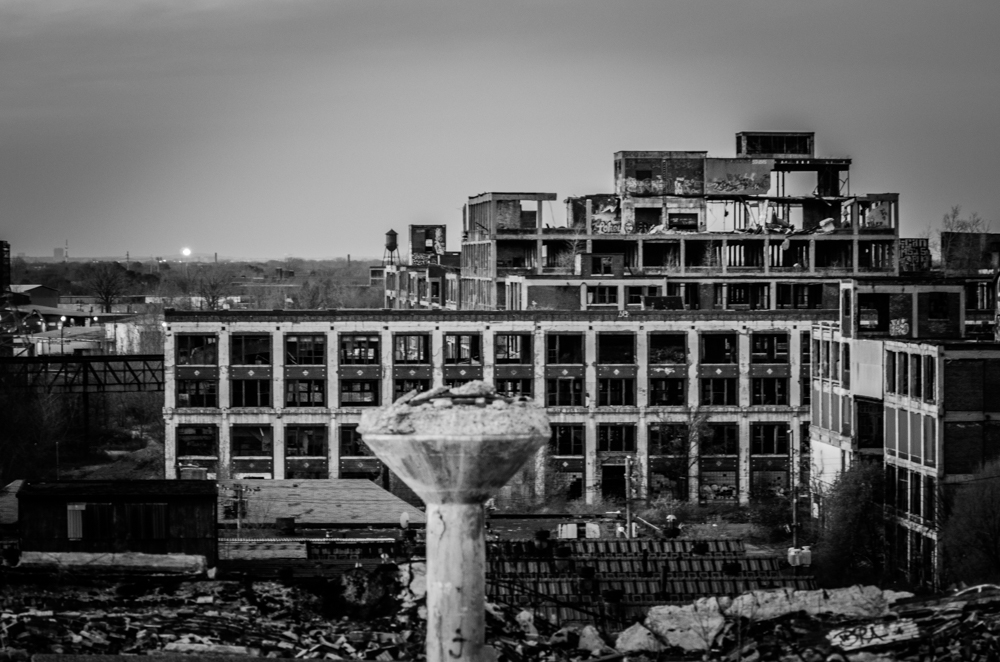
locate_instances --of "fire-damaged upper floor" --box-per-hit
[460,132,908,290]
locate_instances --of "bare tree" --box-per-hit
[192,264,239,310]
[941,460,1000,585]
[813,459,886,587]
[933,205,994,272]
[81,262,130,313]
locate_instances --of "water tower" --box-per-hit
[383,229,400,266]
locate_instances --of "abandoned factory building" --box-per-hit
[162,131,998,521]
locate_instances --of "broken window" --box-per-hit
[751,424,790,455]
[340,380,380,406]
[495,378,532,399]
[587,285,618,305]
[340,334,380,365]
[592,256,614,275]
[394,379,430,400]
[751,378,788,405]
[702,424,739,455]
[649,333,687,364]
[928,292,949,320]
[231,379,271,408]
[444,334,481,365]
[285,379,325,407]
[176,334,218,365]
[176,379,218,408]
[231,426,273,457]
[547,334,583,364]
[649,424,689,455]
[598,425,636,452]
[550,425,584,456]
[339,425,374,457]
[598,334,635,363]
[176,425,218,456]
[393,334,430,364]
[702,333,738,363]
[495,334,532,364]
[626,286,660,305]
[546,377,584,406]
[701,378,737,405]
[286,426,327,457]
[598,378,636,406]
[230,334,271,365]
[285,334,325,365]
[668,213,698,230]
[751,333,789,363]
[649,378,686,406]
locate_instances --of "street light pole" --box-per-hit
[59,315,66,355]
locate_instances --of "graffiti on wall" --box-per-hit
[889,318,910,337]
[592,201,622,234]
[704,159,773,195]
[898,238,931,273]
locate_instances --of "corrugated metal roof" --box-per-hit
[218,479,425,526]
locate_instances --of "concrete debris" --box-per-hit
[0,573,989,662]
[17,551,206,575]
[645,596,727,651]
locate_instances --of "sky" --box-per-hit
[1,0,998,261]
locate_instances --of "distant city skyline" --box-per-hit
[3,0,998,258]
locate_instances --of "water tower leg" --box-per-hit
[425,502,489,662]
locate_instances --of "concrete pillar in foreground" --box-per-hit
[360,382,550,662]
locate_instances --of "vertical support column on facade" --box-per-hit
[738,417,751,505]
[330,415,341,479]
[618,285,626,311]
[585,329,598,412]
[533,325,545,407]
[808,240,817,274]
[637,331,649,407]
[738,329,751,408]
[687,328,701,502]
[789,329,802,406]
[272,329,285,479]
[636,410,648,500]
[536,201,544,275]
[482,327,495,385]
[790,413,802,490]
[721,238,728,275]
[432,328,444,387]
[580,284,588,310]
[585,416,598,505]
[770,282,778,310]
[585,199,593,235]
[852,238,860,277]
[218,331,231,411]
[219,412,232,480]
[164,419,177,479]
[381,328,394,406]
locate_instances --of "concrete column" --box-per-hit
[585,416,598,505]
[738,417,751,505]
[482,328,495,385]
[637,331,649,407]
[687,329,700,409]
[738,331,751,408]
[219,331,231,409]
[330,416,341,479]
[580,284,588,310]
[219,412,232,479]
[585,330,597,410]
[636,410,648,500]
[789,330,802,406]
[273,419,286,480]
[617,285,626,311]
[381,329,394,406]
[790,414,802,489]
[585,199,593,235]
[533,327,545,407]
[432,329,444,387]
[164,420,178,479]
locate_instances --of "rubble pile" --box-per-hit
[3,567,1000,661]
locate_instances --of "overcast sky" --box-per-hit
[1,0,998,260]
